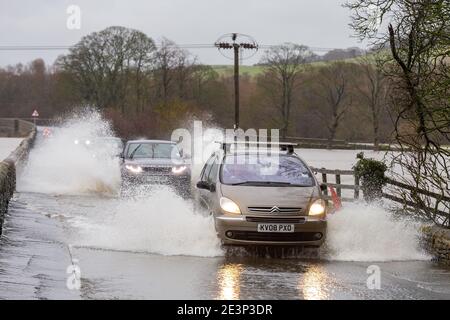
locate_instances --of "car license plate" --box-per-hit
[257,224,294,233]
[146,176,169,183]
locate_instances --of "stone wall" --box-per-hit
[0,160,15,235]
[0,121,36,235]
[421,225,450,266]
[6,128,37,165]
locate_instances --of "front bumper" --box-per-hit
[122,171,190,183]
[121,171,191,193]
[215,215,327,246]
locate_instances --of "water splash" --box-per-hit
[72,186,223,257]
[18,109,121,195]
[324,202,430,262]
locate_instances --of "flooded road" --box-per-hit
[1,191,449,300]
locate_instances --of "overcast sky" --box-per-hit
[0,0,366,67]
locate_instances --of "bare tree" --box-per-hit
[56,26,156,112]
[259,43,312,138]
[314,62,352,147]
[153,38,195,105]
[346,0,450,227]
[357,57,389,150]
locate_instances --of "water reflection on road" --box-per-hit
[217,263,242,300]
[216,261,331,300]
[300,265,330,300]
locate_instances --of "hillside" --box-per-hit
[211,55,376,77]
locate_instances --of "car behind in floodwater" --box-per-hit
[121,139,191,196]
[196,142,327,247]
[90,137,124,159]
[73,136,124,159]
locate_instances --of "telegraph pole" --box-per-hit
[233,41,240,129]
[215,33,258,130]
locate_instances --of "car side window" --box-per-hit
[201,156,215,182]
[207,158,219,184]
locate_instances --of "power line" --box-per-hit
[0,44,353,52]
[0,44,214,50]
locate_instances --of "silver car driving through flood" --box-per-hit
[121,140,191,196]
[196,142,327,246]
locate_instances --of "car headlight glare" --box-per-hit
[309,199,326,216]
[125,164,143,173]
[85,140,91,145]
[220,197,241,214]
[172,165,187,174]
[74,139,79,145]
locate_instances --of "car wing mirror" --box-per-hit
[196,181,209,190]
[196,181,215,192]
[320,183,327,192]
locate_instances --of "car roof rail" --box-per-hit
[215,141,298,154]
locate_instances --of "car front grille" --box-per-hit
[142,166,172,174]
[246,216,305,224]
[247,206,302,215]
[228,231,321,242]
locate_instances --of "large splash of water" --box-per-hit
[71,186,223,257]
[324,202,429,261]
[18,109,121,195]
[17,110,222,257]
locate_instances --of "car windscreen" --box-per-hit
[221,154,315,186]
[126,143,179,159]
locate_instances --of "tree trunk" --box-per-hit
[328,116,338,149]
[372,107,379,150]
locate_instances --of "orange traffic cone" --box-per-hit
[329,186,342,211]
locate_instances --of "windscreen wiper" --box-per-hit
[230,181,292,186]
[129,144,142,159]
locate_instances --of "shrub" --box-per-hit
[353,152,387,202]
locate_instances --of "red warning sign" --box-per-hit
[43,127,52,138]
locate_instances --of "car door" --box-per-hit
[197,155,215,211]
[205,156,220,214]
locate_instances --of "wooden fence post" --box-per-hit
[336,172,341,197]
[14,119,19,135]
[354,175,360,199]
[321,169,328,196]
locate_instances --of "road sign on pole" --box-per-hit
[32,109,39,125]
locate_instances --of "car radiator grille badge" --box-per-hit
[248,206,302,214]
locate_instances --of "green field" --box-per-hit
[212,65,267,77]
[211,55,373,77]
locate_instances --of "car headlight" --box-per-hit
[172,165,187,174]
[309,199,326,216]
[74,139,79,145]
[220,197,241,214]
[85,140,91,145]
[125,164,143,174]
